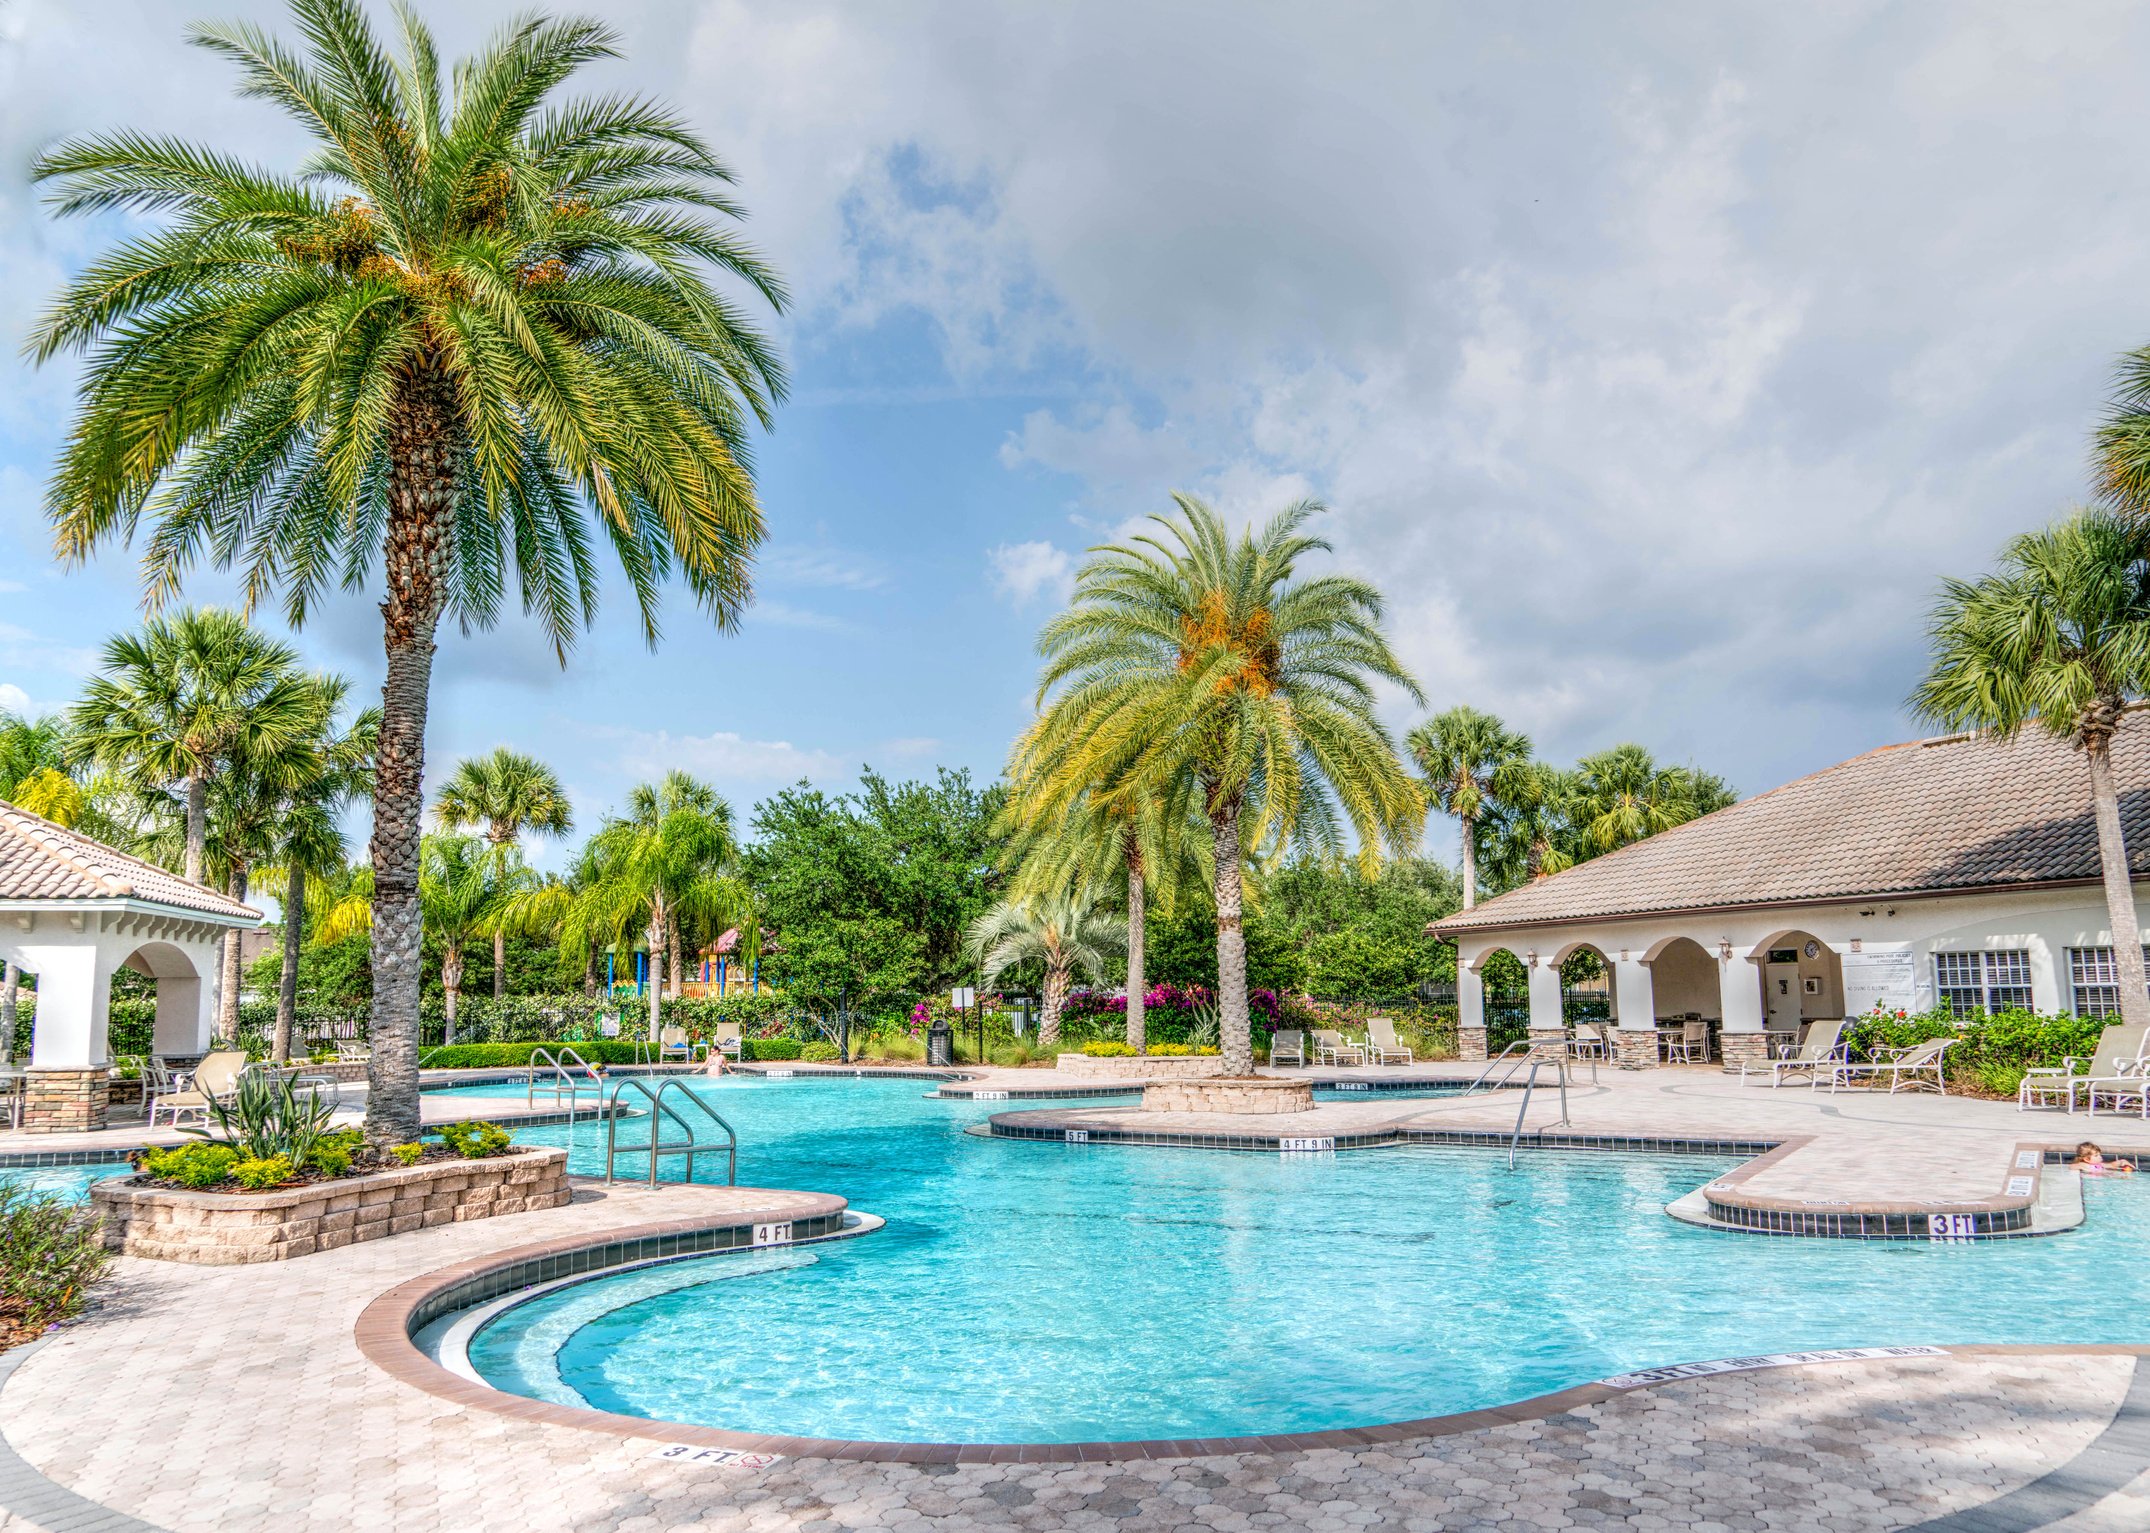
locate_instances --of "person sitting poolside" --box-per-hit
[2075,1142,2136,1176]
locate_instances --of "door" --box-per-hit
[1764,961,1802,1035]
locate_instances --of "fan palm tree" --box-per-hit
[1406,705,1533,911]
[1564,744,1734,858]
[1479,761,1581,891]
[563,773,746,1039]
[68,609,315,884]
[965,892,1128,1048]
[1913,511,2150,1028]
[30,4,786,1141]
[1026,495,1425,1074]
[436,747,573,997]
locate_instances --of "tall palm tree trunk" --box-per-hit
[273,865,305,1063]
[1,961,17,1065]
[1125,847,1147,1053]
[2087,725,2150,1028]
[646,916,664,1041]
[582,950,597,998]
[184,772,208,885]
[1459,811,1478,910]
[669,921,683,997]
[493,928,507,1000]
[217,865,249,1039]
[1040,959,1067,1048]
[366,361,458,1144]
[442,945,463,1047]
[1209,792,1253,1075]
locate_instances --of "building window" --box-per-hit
[2067,946,2150,1017]
[1933,950,2034,1017]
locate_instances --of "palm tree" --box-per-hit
[563,773,746,1039]
[436,747,573,998]
[0,712,85,827]
[31,5,786,1141]
[965,893,1128,1048]
[1479,761,1581,890]
[1406,706,1533,911]
[1027,495,1425,1074]
[69,610,314,884]
[1913,511,2150,1029]
[1564,744,1734,858]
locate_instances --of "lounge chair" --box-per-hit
[146,1050,247,1128]
[2084,1064,2150,1118]
[659,1024,695,1063]
[2019,1021,2149,1113]
[1312,1029,1365,1066]
[1741,1018,1848,1088]
[1569,1020,1611,1061]
[1828,1036,1958,1095]
[1365,1017,1413,1065]
[336,1040,371,1064]
[1268,1029,1307,1067]
[709,1022,743,1062]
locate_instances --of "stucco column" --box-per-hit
[1456,959,1487,1062]
[1613,954,1659,1068]
[1718,948,1768,1070]
[25,944,113,1134]
[1526,955,1566,1059]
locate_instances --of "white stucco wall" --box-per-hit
[1,906,234,1068]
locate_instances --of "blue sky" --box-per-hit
[5,1,2150,873]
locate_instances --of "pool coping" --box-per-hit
[353,1203,2150,1466]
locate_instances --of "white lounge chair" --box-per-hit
[2020,1021,2150,1113]
[1742,1018,1849,1088]
[146,1050,247,1128]
[658,1024,695,1063]
[2084,1063,2150,1118]
[1828,1035,1958,1094]
[1312,1029,1365,1066]
[709,1022,743,1061]
[1268,1029,1307,1067]
[1365,1017,1413,1065]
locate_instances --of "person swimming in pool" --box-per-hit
[2075,1142,2136,1175]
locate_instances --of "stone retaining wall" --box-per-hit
[1141,1078,1314,1114]
[1055,1053,1224,1080]
[90,1147,571,1265]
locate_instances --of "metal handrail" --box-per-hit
[526,1045,602,1119]
[1466,1041,1534,1094]
[1507,1058,1572,1169]
[604,1077,737,1186]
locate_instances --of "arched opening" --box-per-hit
[121,940,209,1060]
[1463,946,1531,1054]
[1745,930,1844,1052]
[1644,937,1719,1063]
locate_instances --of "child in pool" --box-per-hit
[2075,1142,2136,1175]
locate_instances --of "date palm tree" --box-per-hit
[68,610,315,885]
[965,892,1128,1049]
[1027,495,1426,1074]
[30,3,786,1140]
[1913,510,2150,1028]
[436,747,573,997]
[1406,705,1533,911]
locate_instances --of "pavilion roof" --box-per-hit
[0,799,261,922]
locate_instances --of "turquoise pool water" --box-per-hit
[0,1162,131,1201]
[441,1076,2149,1444]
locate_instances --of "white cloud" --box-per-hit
[0,683,29,713]
[608,726,845,788]
[762,546,886,591]
[986,540,1074,606]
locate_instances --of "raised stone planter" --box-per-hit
[1141,1077,1314,1114]
[90,1147,570,1265]
[1055,1052,1224,1080]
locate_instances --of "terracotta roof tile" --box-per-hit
[1428,725,2150,936]
[0,799,261,921]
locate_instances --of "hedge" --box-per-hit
[1843,1007,2105,1096]
[417,1036,808,1069]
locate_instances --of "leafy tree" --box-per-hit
[1264,855,1460,998]
[1912,511,2150,1029]
[31,2,787,1142]
[1144,902,1303,997]
[966,893,1127,1047]
[1026,496,1425,1073]
[69,609,314,884]
[436,747,574,997]
[1564,743,1734,859]
[1406,706,1532,912]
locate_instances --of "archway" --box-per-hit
[121,940,210,1058]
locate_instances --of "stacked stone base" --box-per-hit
[1613,1030,1660,1067]
[1716,1032,1771,1070]
[91,1147,570,1264]
[1527,1028,1569,1060]
[1141,1077,1314,1114]
[23,1069,106,1133]
[1056,1053,1224,1080]
[1456,1026,1488,1062]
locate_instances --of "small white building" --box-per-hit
[1427,727,2150,1067]
[1,801,260,1132]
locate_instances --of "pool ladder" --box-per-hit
[604,1077,738,1187]
[1506,1059,1572,1170]
[527,1046,605,1121]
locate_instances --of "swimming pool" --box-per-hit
[0,1161,132,1202]
[436,1076,2147,1445]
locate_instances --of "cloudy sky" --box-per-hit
[3,0,2147,868]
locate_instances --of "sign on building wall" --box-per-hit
[1841,944,1924,1015]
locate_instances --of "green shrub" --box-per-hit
[419,1041,657,1069]
[309,1145,352,1178]
[186,1069,335,1168]
[1080,1041,1136,1057]
[0,1183,112,1340]
[799,1041,839,1062]
[1844,1007,2105,1093]
[437,1121,514,1159]
[391,1143,426,1167]
[743,1038,801,1061]
[143,1142,240,1188]
[231,1155,293,1190]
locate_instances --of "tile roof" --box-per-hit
[0,800,262,921]
[1428,724,2150,937]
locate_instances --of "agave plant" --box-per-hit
[183,1069,335,1168]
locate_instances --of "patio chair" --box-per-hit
[1569,1020,1611,1061]
[1365,1017,1414,1065]
[336,1039,371,1065]
[1662,1018,1708,1065]
[2083,1062,2150,1119]
[1828,1036,1958,1095]
[0,1068,21,1131]
[709,1022,743,1062]
[1741,1018,1849,1088]
[2019,1021,2149,1113]
[658,1024,695,1063]
[1268,1029,1307,1067]
[1312,1029,1365,1067]
[146,1049,246,1129]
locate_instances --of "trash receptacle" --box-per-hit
[927,1023,954,1066]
